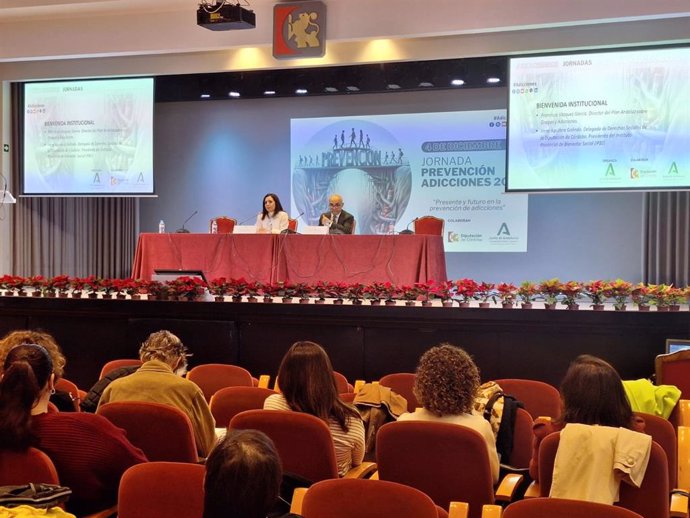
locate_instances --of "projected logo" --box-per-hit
[292,121,411,235]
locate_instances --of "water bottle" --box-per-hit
[158,220,165,234]
[211,220,218,234]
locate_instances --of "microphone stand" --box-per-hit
[176,210,198,233]
[399,217,417,235]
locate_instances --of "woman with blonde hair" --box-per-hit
[398,343,499,483]
[264,341,364,475]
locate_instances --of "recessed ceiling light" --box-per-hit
[486,77,501,84]
[264,90,276,96]
[295,88,308,95]
[228,91,240,98]
[200,93,211,99]
[346,85,360,92]
[386,83,401,90]
[451,79,465,86]
[418,81,434,87]
[324,86,338,93]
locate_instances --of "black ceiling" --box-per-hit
[155,56,508,102]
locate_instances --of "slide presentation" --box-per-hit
[23,77,154,195]
[290,110,528,252]
[507,46,690,192]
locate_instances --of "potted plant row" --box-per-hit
[1,275,690,310]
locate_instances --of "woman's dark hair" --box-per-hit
[0,344,54,450]
[277,341,360,432]
[203,429,282,518]
[413,343,480,416]
[260,193,284,220]
[559,354,634,428]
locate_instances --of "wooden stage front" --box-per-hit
[1,296,687,390]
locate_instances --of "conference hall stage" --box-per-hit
[0,295,686,391]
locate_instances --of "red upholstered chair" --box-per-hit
[494,378,561,420]
[300,478,441,518]
[334,371,354,393]
[655,350,690,427]
[507,407,534,469]
[288,218,299,232]
[54,377,83,412]
[186,363,254,401]
[117,462,205,518]
[99,359,142,380]
[537,432,671,518]
[97,401,198,462]
[414,216,444,236]
[0,449,117,518]
[379,372,418,413]
[210,216,237,234]
[340,392,356,403]
[635,412,678,489]
[376,421,520,518]
[0,448,60,485]
[209,386,276,429]
[230,409,375,482]
[503,498,643,518]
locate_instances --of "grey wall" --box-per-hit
[142,87,644,284]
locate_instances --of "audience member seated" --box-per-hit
[80,364,141,413]
[0,330,73,412]
[204,429,301,518]
[263,341,364,476]
[529,354,645,482]
[0,343,147,516]
[98,330,216,457]
[397,343,500,483]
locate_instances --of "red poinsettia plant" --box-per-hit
[0,274,26,294]
[583,280,608,306]
[454,278,479,303]
[603,279,633,310]
[208,277,231,297]
[538,278,561,305]
[496,282,517,304]
[43,275,71,295]
[166,276,207,299]
[517,281,538,304]
[559,281,582,306]
[476,282,496,304]
[71,276,100,297]
[399,285,420,302]
[431,280,455,303]
[346,283,367,303]
[25,275,45,293]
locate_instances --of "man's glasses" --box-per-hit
[329,203,342,207]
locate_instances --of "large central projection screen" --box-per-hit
[506,46,689,192]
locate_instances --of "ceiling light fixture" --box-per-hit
[200,93,211,99]
[263,90,276,96]
[451,79,465,86]
[295,88,308,95]
[486,77,501,84]
[228,91,240,98]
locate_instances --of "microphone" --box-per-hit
[176,210,198,233]
[238,214,257,225]
[399,217,417,235]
